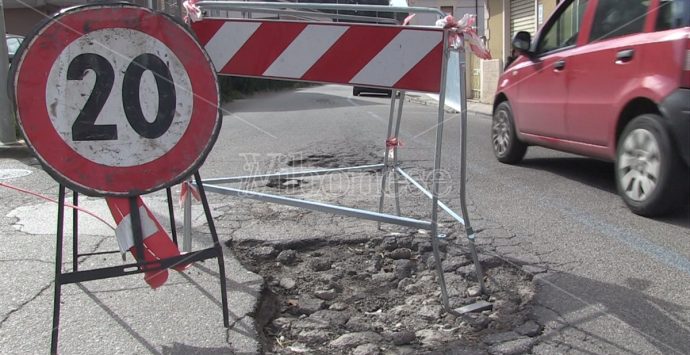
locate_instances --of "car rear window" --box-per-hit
[590,0,649,42]
[656,0,690,30]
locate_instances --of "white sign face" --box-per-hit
[45,28,193,167]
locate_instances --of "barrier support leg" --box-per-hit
[392,90,406,216]
[183,180,193,252]
[166,187,179,246]
[195,172,230,327]
[457,54,486,295]
[377,92,399,229]
[51,185,66,355]
[430,42,453,311]
[129,197,146,271]
[72,191,78,272]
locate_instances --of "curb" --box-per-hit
[405,94,493,118]
[0,140,30,155]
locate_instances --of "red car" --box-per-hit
[492,0,690,216]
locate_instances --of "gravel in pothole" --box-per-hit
[230,233,541,355]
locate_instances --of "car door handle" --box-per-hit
[553,60,566,70]
[616,49,634,63]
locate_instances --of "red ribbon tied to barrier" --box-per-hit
[386,137,403,149]
[436,14,492,60]
[183,0,202,23]
[179,180,201,207]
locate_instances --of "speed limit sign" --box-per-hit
[11,4,221,196]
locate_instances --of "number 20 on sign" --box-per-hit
[11,4,221,196]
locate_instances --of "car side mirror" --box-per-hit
[511,31,532,54]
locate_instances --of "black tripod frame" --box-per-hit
[50,172,229,354]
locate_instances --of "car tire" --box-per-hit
[352,87,360,96]
[615,114,689,216]
[492,101,527,164]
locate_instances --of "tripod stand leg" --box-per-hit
[51,185,66,355]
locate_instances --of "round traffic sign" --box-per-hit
[11,4,221,196]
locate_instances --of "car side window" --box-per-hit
[589,0,648,42]
[655,0,690,31]
[536,0,589,55]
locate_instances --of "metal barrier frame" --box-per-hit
[186,1,486,314]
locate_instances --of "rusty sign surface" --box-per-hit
[11,4,221,196]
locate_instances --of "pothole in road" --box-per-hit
[239,143,541,353]
[286,144,382,170]
[266,178,307,189]
[232,234,542,354]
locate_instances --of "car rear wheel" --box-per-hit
[492,101,527,164]
[616,114,689,216]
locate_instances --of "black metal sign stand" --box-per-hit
[50,172,229,354]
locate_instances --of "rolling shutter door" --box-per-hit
[510,0,535,37]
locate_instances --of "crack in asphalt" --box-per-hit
[0,258,54,264]
[0,235,109,330]
[0,282,53,330]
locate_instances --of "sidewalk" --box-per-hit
[0,140,29,152]
[405,92,493,116]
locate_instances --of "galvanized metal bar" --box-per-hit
[430,32,452,312]
[196,1,446,17]
[203,184,432,230]
[201,164,385,184]
[202,7,400,23]
[395,167,465,225]
[377,93,399,228]
[456,48,486,295]
[392,91,406,216]
[183,183,193,253]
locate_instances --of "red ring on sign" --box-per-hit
[12,4,221,196]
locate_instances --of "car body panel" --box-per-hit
[508,53,569,139]
[495,0,689,164]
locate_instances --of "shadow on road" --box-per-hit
[520,157,616,194]
[518,157,690,227]
[535,272,690,354]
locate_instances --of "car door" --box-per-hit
[565,0,648,146]
[512,0,588,139]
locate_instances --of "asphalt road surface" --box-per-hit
[204,84,690,354]
[1,83,688,354]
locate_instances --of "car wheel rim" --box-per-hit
[618,128,661,202]
[492,110,510,156]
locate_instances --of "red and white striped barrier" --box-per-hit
[191,20,445,93]
[107,197,189,289]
